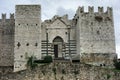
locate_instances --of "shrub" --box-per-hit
[44,56,52,63]
[27,56,37,69]
[107,74,111,79]
[114,59,120,70]
[62,69,66,74]
[34,56,52,63]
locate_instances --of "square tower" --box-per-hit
[14,5,41,72]
[76,7,117,67]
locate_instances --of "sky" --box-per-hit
[0,0,120,58]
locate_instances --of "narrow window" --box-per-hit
[25,52,28,59]
[65,32,67,34]
[35,43,38,47]
[20,55,23,58]
[97,30,100,35]
[17,42,21,48]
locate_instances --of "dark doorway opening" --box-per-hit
[54,45,58,58]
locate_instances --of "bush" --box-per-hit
[27,56,37,69]
[114,59,120,70]
[34,56,52,63]
[44,56,52,63]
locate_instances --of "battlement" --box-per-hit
[1,13,14,20]
[77,6,112,14]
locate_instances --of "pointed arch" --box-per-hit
[53,36,64,42]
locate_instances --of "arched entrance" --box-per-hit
[53,36,63,58]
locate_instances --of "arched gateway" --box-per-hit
[53,36,64,59]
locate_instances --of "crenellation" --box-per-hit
[78,6,84,13]
[98,7,104,13]
[77,6,113,16]
[2,13,6,22]
[88,6,94,13]
[107,7,113,16]
[10,13,14,20]
[0,14,15,23]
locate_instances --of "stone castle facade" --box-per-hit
[0,5,117,72]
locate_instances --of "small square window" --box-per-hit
[20,55,23,58]
[26,43,29,46]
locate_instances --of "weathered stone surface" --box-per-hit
[0,5,117,74]
[0,63,120,80]
[75,7,117,66]
[14,5,41,72]
[0,14,14,66]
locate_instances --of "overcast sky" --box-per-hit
[0,0,120,58]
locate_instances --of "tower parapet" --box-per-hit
[76,6,116,67]
[77,6,113,15]
[0,13,14,21]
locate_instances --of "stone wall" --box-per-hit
[14,5,41,72]
[76,7,116,66]
[0,14,15,66]
[76,7,115,54]
[0,63,120,80]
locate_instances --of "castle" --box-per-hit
[0,5,117,72]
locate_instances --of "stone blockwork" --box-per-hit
[14,5,41,72]
[0,63,120,80]
[0,5,117,73]
[80,53,117,67]
[75,7,117,66]
[0,14,15,66]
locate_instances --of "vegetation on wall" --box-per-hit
[34,55,52,63]
[27,56,37,69]
[62,69,66,74]
[27,55,53,70]
[114,59,120,70]
[44,56,52,63]
[107,74,111,79]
